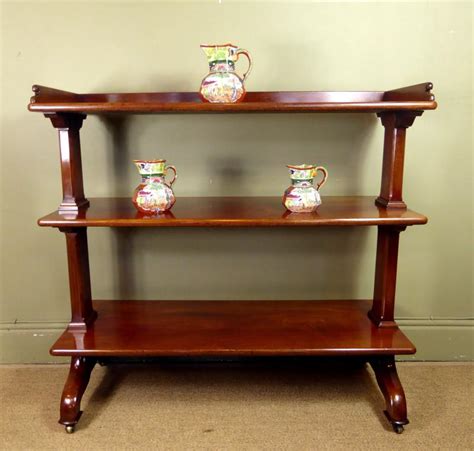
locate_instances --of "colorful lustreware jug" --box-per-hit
[200,43,252,103]
[132,159,177,214]
[283,164,328,213]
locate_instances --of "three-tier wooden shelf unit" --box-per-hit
[29,82,436,434]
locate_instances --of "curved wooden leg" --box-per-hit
[59,356,96,433]
[370,356,408,433]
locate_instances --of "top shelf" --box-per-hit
[28,82,437,115]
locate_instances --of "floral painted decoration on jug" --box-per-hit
[132,159,177,214]
[200,43,252,103]
[283,164,328,213]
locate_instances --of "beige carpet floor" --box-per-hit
[0,361,472,450]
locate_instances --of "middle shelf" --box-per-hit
[38,196,427,228]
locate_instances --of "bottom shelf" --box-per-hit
[51,300,415,357]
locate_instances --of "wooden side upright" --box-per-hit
[46,113,89,213]
[369,225,405,328]
[370,111,422,328]
[58,227,96,330]
[375,111,422,209]
[46,113,95,330]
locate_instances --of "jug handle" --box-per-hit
[315,166,328,190]
[236,49,253,82]
[165,165,177,186]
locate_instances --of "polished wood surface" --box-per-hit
[370,356,409,433]
[30,81,436,433]
[369,227,403,328]
[47,113,89,213]
[60,228,96,330]
[382,82,435,102]
[38,196,427,228]
[50,300,416,357]
[375,111,422,209]
[59,356,96,431]
[29,83,437,114]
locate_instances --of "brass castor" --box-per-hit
[393,424,404,434]
[65,425,75,434]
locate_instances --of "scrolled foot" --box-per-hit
[59,356,96,430]
[370,356,409,431]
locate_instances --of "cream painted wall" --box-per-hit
[0,1,472,362]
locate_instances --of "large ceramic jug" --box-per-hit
[200,43,252,103]
[132,159,177,214]
[283,164,328,213]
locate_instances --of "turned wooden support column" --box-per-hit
[369,226,406,328]
[59,227,96,330]
[375,111,423,209]
[46,113,89,213]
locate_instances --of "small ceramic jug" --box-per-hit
[132,159,177,214]
[200,43,252,103]
[283,164,328,213]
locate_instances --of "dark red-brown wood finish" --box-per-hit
[59,356,96,432]
[29,82,436,114]
[60,228,96,330]
[29,82,436,434]
[50,300,416,357]
[375,111,422,209]
[369,226,404,328]
[370,356,409,433]
[47,114,89,213]
[38,197,427,228]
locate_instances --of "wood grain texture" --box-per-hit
[38,196,428,228]
[370,356,409,431]
[50,300,416,357]
[28,84,437,114]
[31,85,78,103]
[29,81,436,433]
[382,82,435,102]
[369,227,403,328]
[46,113,89,212]
[59,356,96,429]
[60,228,97,330]
[375,111,422,209]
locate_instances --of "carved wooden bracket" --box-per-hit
[46,112,86,130]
